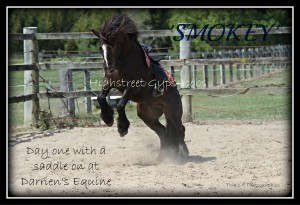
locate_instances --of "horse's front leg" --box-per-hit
[98,81,114,126]
[116,86,132,137]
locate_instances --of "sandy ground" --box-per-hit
[8,120,292,197]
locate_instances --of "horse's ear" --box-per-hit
[92,29,100,38]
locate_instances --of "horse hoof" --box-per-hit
[179,144,189,158]
[101,116,114,126]
[106,120,114,127]
[119,130,128,137]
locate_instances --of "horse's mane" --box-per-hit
[100,15,139,43]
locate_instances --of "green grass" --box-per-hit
[189,69,291,121]
[9,71,24,96]
[192,92,291,121]
[9,103,24,128]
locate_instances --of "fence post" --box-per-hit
[23,27,40,127]
[236,49,241,81]
[279,45,285,69]
[59,68,69,116]
[255,48,260,78]
[85,52,92,114]
[193,65,197,88]
[266,46,271,74]
[203,65,208,88]
[180,23,192,123]
[219,50,226,84]
[260,47,265,75]
[278,45,282,70]
[67,70,75,118]
[212,49,217,86]
[85,70,92,114]
[201,52,208,88]
[283,45,288,69]
[248,48,254,78]
[169,56,175,79]
[287,45,291,69]
[271,46,276,71]
[275,45,280,70]
[242,48,247,79]
[38,50,45,62]
[228,50,233,82]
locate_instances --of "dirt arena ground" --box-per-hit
[8,120,292,197]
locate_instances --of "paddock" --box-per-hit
[8,23,292,198]
[9,120,291,197]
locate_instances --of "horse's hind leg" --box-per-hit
[137,103,166,158]
[98,82,114,126]
[179,125,189,156]
[163,96,189,159]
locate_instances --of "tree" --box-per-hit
[167,8,291,53]
[142,9,172,54]
[8,8,291,55]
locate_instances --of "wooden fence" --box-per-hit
[8,26,291,125]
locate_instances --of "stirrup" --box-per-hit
[152,84,164,97]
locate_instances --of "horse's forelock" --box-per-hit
[100,15,138,43]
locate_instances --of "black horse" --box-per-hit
[92,15,189,160]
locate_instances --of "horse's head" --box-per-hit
[92,15,139,72]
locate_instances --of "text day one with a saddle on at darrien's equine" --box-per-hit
[92,15,189,161]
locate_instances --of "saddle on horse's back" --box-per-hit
[141,44,163,63]
[140,44,175,97]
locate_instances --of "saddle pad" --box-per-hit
[141,45,175,86]
[163,70,176,86]
[142,46,151,68]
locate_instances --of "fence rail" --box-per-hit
[8,57,290,72]
[9,27,291,40]
[9,87,290,104]
[8,27,292,125]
